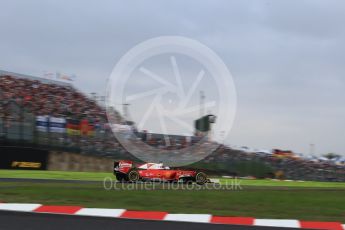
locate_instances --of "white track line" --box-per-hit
[164,214,212,223]
[75,208,126,217]
[254,219,300,228]
[0,203,42,212]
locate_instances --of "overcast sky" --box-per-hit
[1,0,344,156]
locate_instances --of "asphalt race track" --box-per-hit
[0,211,301,230]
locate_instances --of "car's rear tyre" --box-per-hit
[128,170,140,182]
[195,172,207,185]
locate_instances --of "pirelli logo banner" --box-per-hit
[11,161,42,169]
[0,146,48,170]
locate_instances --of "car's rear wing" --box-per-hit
[114,160,133,174]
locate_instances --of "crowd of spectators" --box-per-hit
[206,145,345,181]
[0,75,105,120]
[1,74,344,181]
[0,75,127,158]
[137,132,203,150]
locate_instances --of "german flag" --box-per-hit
[66,119,80,136]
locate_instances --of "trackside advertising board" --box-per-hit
[0,146,49,170]
[49,117,66,133]
[36,116,49,132]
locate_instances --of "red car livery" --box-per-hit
[113,160,208,185]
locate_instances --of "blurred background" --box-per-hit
[0,0,345,180]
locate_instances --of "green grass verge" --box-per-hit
[1,170,345,188]
[221,178,345,188]
[0,181,344,222]
[1,170,345,222]
[0,170,112,181]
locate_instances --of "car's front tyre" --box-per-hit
[195,172,207,185]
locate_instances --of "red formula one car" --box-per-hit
[113,160,208,185]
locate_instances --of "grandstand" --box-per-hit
[0,70,344,181]
[0,71,129,159]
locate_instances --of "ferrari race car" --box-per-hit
[113,160,208,185]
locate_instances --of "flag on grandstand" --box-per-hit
[49,117,66,133]
[56,72,76,82]
[80,119,94,136]
[36,116,49,132]
[66,119,94,136]
[66,119,81,135]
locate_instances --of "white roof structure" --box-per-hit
[0,70,72,87]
